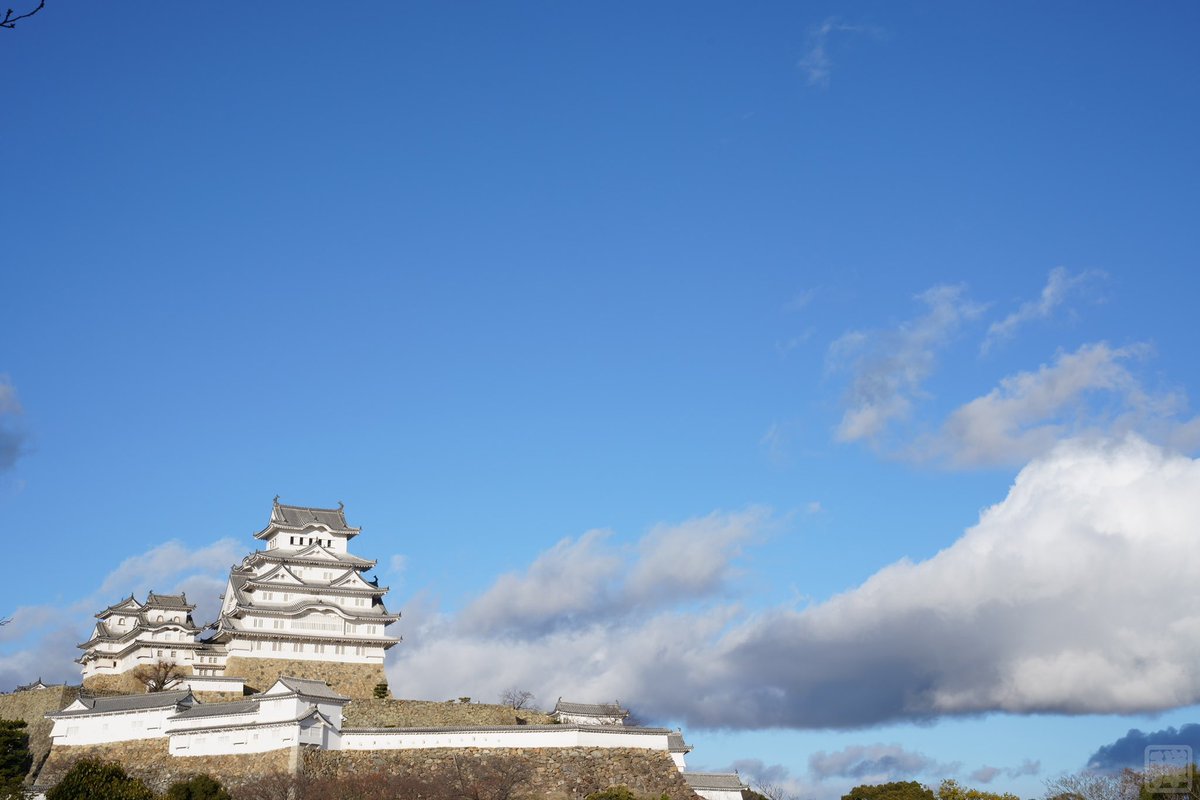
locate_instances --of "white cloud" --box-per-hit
[455,511,763,638]
[798,19,882,88]
[391,437,1200,730]
[808,743,953,781]
[983,267,1101,353]
[830,285,985,444]
[930,342,1196,467]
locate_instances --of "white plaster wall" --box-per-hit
[50,707,179,746]
[339,727,671,752]
[169,723,300,756]
[692,789,746,800]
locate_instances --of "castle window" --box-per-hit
[157,615,164,622]
[157,649,163,657]
[293,642,302,652]
[171,650,177,658]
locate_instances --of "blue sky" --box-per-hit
[2,2,1199,798]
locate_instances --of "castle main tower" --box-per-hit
[206,499,400,698]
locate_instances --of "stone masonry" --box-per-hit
[224,656,387,698]
[37,739,291,794]
[306,746,704,800]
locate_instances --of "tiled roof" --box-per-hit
[51,690,193,717]
[552,699,630,718]
[257,500,360,535]
[145,592,193,610]
[170,699,258,719]
[668,731,693,752]
[274,675,350,702]
[683,773,749,791]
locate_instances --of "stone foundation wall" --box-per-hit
[306,747,702,800]
[37,739,291,794]
[82,663,195,695]
[0,685,79,781]
[344,698,554,727]
[224,656,386,698]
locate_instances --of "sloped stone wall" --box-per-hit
[0,685,79,781]
[37,739,291,793]
[82,663,195,695]
[305,747,702,800]
[344,698,554,727]
[224,657,386,698]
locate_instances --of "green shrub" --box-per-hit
[166,773,232,800]
[46,759,154,800]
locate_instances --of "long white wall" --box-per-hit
[339,725,673,752]
[49,706,180,746]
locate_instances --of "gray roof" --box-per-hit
[552,699,630,718]
[256,500,360,539]
[170,699,259,719]
[683,773,749,791]
[668,731,693,752]
[145,592,193,610]
[274,675,350,701]
[51,690,193,717]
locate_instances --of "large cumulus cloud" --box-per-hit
[391,436,1200,729]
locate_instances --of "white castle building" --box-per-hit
[77,592,205,684]
[205,499,400,674]
[76,500,400,697]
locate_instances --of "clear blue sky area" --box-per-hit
[2,3,1199,799]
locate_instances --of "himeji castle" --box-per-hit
[37,499,750,800]
[76,499,401,699]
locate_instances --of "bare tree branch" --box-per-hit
[1,0,44,30]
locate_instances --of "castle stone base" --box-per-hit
[224,656,387,699]
[82,664,194,695]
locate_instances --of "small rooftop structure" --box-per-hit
[13,678,54,692]
[551,698,630,726]
[683,772,750,800]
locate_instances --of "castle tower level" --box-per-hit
[206,500,400,698]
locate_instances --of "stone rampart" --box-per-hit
[37,739,291,794]
[344,697,554,727]
[224,656,386,698]
[0,685,79,781]
[82,663,195,695]
[305,746,702,800]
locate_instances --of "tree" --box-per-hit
[843,781,936,800]
[46,759,154,800]
[373,682,389,699]
[132,659,185,692]
[166,774,232,800]
[1,0,44,30]
[499,688,534,710]
[938,779,1020,800]
[0,719,32,800]
[755,783,800,800]
[1044,770,1142,800]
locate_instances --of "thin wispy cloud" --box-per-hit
[829,285,985,445]
[927,341,1198,467]
[0,375,27,473]
[982,267,1103,353]
[798,18,883,88]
